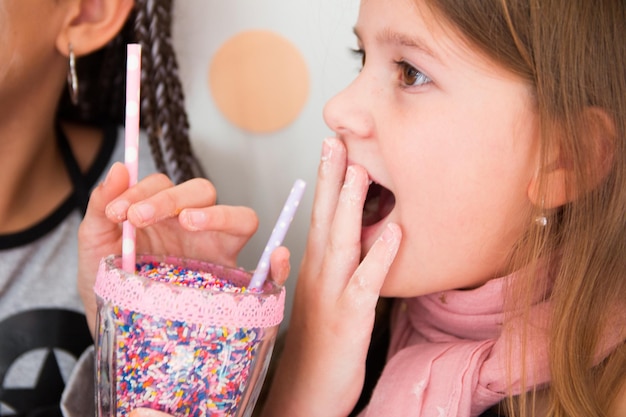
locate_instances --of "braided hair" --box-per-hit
[57,0,203,184]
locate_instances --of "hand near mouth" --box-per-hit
[260,137,402,417]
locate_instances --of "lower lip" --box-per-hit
[361,220,387,250]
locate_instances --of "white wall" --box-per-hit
[172,1,360,328]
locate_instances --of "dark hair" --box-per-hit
[57,0,203,184]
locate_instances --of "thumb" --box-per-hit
[77,162,130,336]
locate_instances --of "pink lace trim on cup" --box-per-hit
[94,259,285,328]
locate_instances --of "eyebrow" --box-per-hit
[353,26,440,61]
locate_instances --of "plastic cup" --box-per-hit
[94,254,285,417]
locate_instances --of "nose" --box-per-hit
[323,73,375,139]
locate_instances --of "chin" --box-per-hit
[376,258,407,297]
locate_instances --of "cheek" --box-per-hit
[0,10,8,76]
[380,205,518,298]
[0,12,38,87]
[381,141,536,296]
[0,38,16,84]
[0,39,30,95]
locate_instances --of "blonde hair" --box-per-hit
[422,1,626,415]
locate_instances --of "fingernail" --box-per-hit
[131,203,155,224]
[381,223,400,268]
[321,138,333,162]
[320,138,336,174]
[344,165,356,186]
[106,199,130,221]
[381,223,396,242]
[184,210,206,230]
[340,166,360,204]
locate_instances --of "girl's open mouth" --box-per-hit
[362,181,395,227]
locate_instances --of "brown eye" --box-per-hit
[397,61,431,86]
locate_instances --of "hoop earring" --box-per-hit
[67,43,79,105]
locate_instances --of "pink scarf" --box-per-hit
[359,272,623,417]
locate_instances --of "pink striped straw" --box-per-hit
[249,179,306,290]
[122,44,142,273]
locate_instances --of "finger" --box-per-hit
[77,163,129,326]
[105,172,175,222]
[319,164,370,292]
[269,246,291,286]
[79,162,129,243]
[345,223,401,307]
[179,205,259,237]
[305,137,348,267]
[126,178,218,227]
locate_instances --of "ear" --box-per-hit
[528,107,615,209]
[56,0,135,57]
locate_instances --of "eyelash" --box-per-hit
[394,60,431,87]
[350,48,431,87]
[350,48,365,67]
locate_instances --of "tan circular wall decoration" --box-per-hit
[209,30,310,134]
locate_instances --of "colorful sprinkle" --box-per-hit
[102,261,267,417]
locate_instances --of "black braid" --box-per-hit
[57,0,204,184]
[155,3,197,178]
[134,0,203,183]
[133,0,167,176]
